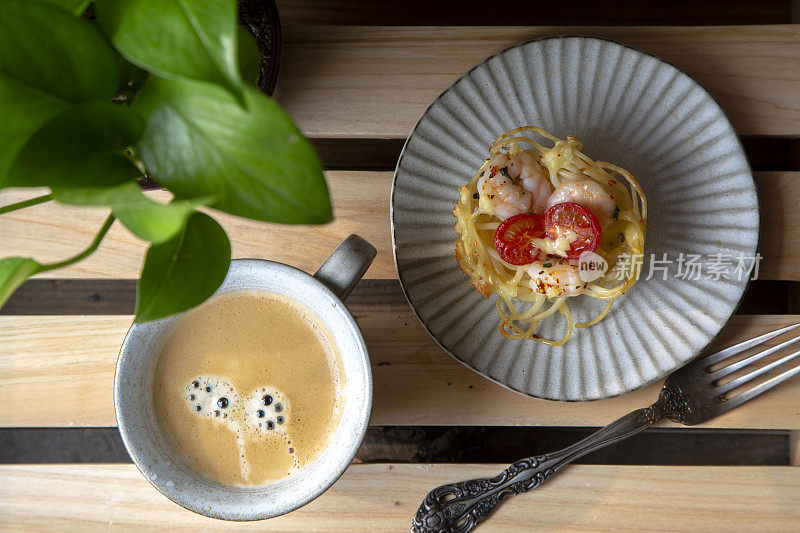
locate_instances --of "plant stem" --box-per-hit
[39,214,116,273]
[0,194,52,215]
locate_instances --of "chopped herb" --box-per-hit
[499,166,516,184]
[473,192,479,199]
[490,195,495,199]
[617,232,625,243]
[543,262,552,268]
[613,205,620,220]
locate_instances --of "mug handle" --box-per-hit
[313,235,377,301]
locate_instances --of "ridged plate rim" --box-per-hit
[390,35,759,402]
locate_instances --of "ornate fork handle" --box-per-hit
[411,388,689,533]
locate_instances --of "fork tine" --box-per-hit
[700,323,800,367]
[709,333,800,380]
[718,361,800,410]
[715,348,800,393]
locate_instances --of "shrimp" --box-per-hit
[509,150,551,214]
[546,179,615,228]
[478,152,552,220]
[527,259,585,297]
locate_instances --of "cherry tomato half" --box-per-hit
[544,202,601,259]
[493,213,546,265]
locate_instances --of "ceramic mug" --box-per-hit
[115,235,376,521]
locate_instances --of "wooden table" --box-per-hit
[2,3,800,531]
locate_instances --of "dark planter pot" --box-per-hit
[238,0,282,96]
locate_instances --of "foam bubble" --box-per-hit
[183,376,297,482]
[184,376,239,423]
[241,386,290,437]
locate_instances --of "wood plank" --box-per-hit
[1,171,797,281]
[3,314,800,429]
[756,171,800,280]
[276,0,792,26]
[278,26,800,137]
[1,463,798,531]
[0,171,394,280]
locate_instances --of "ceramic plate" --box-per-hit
[391,36,759,401]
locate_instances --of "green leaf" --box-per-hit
[3,103,144,189]
[135,212,231,323]
[52,181,213,244]
[115,195,211,244]
[96,0,243,101]
[237,25,261,88]
[0,1,124,102]
[0,0,126,180]
[0,257,43,308]
[37,0,91,15]
[0,74,67,182]
[133,77,331,224]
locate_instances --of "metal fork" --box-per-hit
[411,323,800,533]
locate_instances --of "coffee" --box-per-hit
[152,291,344,486]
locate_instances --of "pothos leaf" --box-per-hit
[36,0,91,15]
[0,1,125,103]
[0,0,126,181]
[134,212,230,323]
[52,181,213,244]
[96,0,244,102]
[114,193,213,245]
[133,77,331,224]
[237,25,260,88]
[0,257,43,308]
[2,103,144,189]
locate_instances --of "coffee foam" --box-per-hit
[184,377,238,421]
[183,375,299,480]
[243,386,289,436]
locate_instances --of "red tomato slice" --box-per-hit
[493,213,546,265]
[544,202,601,259]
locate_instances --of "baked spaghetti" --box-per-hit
[454,126,647,345]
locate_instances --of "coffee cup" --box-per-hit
[115,235,376,520]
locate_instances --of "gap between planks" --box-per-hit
[2,314,800,429]
[0,464,798,531]
[275,0,793,26]
[311,137,799,172]
[1,278,795,316]
[0,171,798,281]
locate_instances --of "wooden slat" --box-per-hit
[1,464,798,531]
[1,171,797,280]
[756,171,800,280]
[0,172,394,280]
[3,314,800,429]
[278,26,800,137]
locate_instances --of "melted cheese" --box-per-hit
[540,140,578,180]
[532,229,578,257]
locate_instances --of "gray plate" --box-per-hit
[391,36,759,401]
